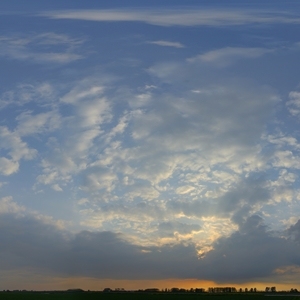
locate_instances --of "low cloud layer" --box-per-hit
[1,202,300,283]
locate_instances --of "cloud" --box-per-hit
[43,9,300,27]
[81,166,118,192]
[34,58,279,247]
[147,40,185,48]
[157,221,201,237]
[60,85,104,105]
[0,208,198,279]
[288,219,300,243]
[0,50,287,266]
[16,110,61,136]
[189,47,273,66]
[287,91,300,117]
[1,207,300,283]
[0,126,37,175]
[142,65,278,174]
[198,215,300,282]
[272,150,300,169]
[0,157,19,176]
[0,49,282,257]
[0,197,25,214]
[169,175,270,222]
[0,33,84,64]
[176,185,195,195]
[31,79,114,190]
[266,133,300,150]
[2,2,300,288]
[0,82,56,110]
[52,184,63,192]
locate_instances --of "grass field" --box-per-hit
[0,292,299,300]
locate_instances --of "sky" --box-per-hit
[1,0,300,291]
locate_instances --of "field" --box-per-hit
[0,292,299,300]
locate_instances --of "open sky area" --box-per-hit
[2,0,300,292]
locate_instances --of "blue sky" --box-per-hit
[1,0,300,291]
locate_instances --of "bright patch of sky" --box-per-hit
[1,0,300,290]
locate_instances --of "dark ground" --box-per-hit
[0,292,299,300]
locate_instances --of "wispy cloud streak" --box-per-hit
[43,9,300,27]
[0,33,84,63]
[147,40,185,48]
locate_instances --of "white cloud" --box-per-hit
[60,85,104,104]
[60,83,111,131]
[81,167,118,192]
[0,126,37,175]
[34,52,82,63]
[105,114,129,143]
[43,9,300,27]
[0,127,37,161]
[77,98,110,129]
[287,91,300,117]
[16,110,61,136]
[43,58,279,245]
[0,33,84,64]
[272,150,300,169]
[188,47,273,66]
[176,186,195,195]
[34,80,113,189]
[52,184,63,192]
[0,60,286,256]
[72,129,102,154]
[0,52,278,253]
[266,133,300,150]
[148,40,185,48]
[0,158,19,175]
[78,198,89,205]
[129,93,152,109]
[37,171,58,185]
[129,78,277,177]
[267,169,298,204]
[0,82,57,109]
[0,196,25,214]
[123,183,160,202]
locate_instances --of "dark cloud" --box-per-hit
[287,219,300,243]
[0,213,198,279]
[0,214,69,271]
[198,215,300,282]
[68,231,198,279]
[1,212,300,283]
